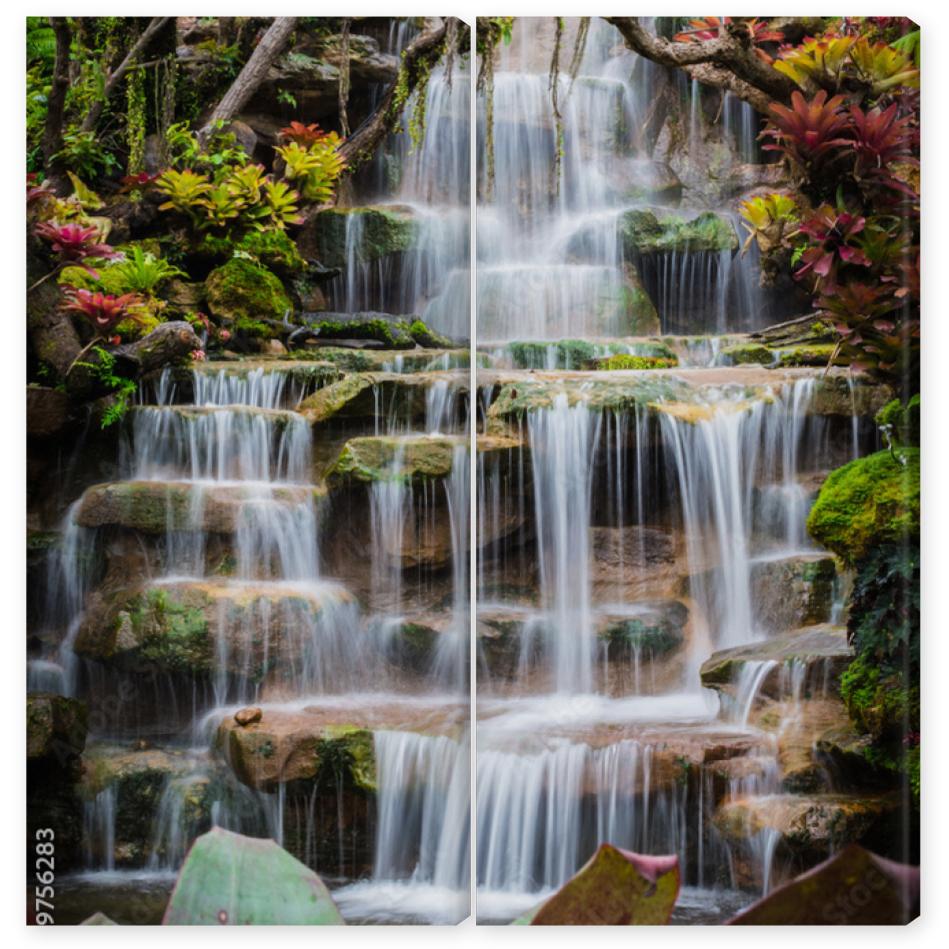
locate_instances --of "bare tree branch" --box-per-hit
[338,18,455,168]
[81,17,171,133]
[198,16,298,145]
[605,17,795,113]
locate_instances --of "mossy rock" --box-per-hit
[876,394,920,448]
[27,693,88,761]
[309,206,417,269]
[619,209,738,255]
[407,319,453,349]
[806,449,920,565]
[197,231,306,275]
[205,258,292,333]
[325,435,463,487]
[597,601,688,659]
[310,315,415,349]
[772,343,843,368]
[593,353,678,371]
[721,343,773,366]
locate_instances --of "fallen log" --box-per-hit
[64,321,201,400]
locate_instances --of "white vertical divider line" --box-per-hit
[466,12,478,928]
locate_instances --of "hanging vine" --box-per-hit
[125,64,147,174]
[548,17,565,194]
[477,17,512,201]
[444,17,458,91]
[338,18,351,138]
[567,17,590,92]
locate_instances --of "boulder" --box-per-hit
[325,434,463,487]
[205,258,292,332]
[216,715,375,792]
[597,600,689,660]
[74,580,354,678]
[301,206,418,270]
[700,625,853,695]
[27,386,74,439]
[750,554,837,634]
[27,693,88,762]
[618,209,739,255]
[75,481,325,535]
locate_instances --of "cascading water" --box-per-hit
[476,17,872,921]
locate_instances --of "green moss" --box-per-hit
[619,209,738,255]
[595,353,677,371]
[197,230,306,275]
[721,343,773,366]
[407,319,452,348]
[876,394,920,448]
[772,343,841,368]
[312,318,414,350]
[129,588,212,674]
[326,435,460,486]
[205,258,291,330]
[598,618,682,656]
[806,449,920,565]
[317,726,376,792]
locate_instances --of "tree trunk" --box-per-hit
[338,18,455,168]
[41,17,72,180]
[80,17,171,134]
[64,321,201,400]
[27,247,81,379]
[606,17,794,114]
[198,17,298,145]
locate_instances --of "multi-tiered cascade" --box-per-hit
[475,18,897,923]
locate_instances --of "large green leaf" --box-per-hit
[163,827,345,925]
[513,844,679,925]
[728,844,919,925]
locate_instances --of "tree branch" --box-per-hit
[198,16,298,145]
[338,18,455,168]
[81,17,171,133]
[606,17,795,113]
[41,17,71,173]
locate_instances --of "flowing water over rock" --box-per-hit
[475,17,885,921]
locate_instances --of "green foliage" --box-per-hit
[53,130,119,179]
[738,193,799,255]
[876,394,920,449]
[597,354,677,370]
[101,247,186,296]
[83,346,137,429]
[806,448,919,565]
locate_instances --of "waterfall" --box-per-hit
[527,396,601,693]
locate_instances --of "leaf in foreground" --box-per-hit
[163,827,345,925]
[513,844,679,925]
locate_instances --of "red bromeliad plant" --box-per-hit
[849,103,918,194]
[278,121,329,147]
[119,171,161,193]
[793,205,870,284]
[61,288,142,336]
[762,90,851,175]
[34,222,119,277]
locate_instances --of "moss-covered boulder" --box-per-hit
[75,480,325,535]
[309,313,415,349]
[619,209,739,255]
[721,343,773,366]
[198,230,306,275]
[74,580,353,678]
[205,258,292,334]
[80,744,217,866]
[28,693,88,762]
[325,434,463,487]
[217,714,376,792]
[806,449,919,565]
[593,353,678,370]
[306,205,417,269]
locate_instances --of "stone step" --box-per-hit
[699,625,853,699]
[325,434,466,487]
[298,371,468,426]
[75,480,326,535]
[74,578,356,679]
[213,700,467,791]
